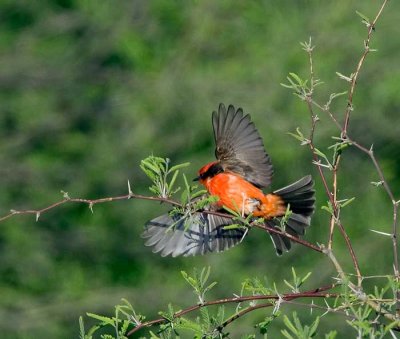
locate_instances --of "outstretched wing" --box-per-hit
[142,210,246,257]
[213,103,273,188]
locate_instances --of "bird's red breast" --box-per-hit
[199,167,286,218]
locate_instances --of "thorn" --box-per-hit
[369,229,391,237]
[36,212,40,222]
[128,180,133,198]
[89,203,94,214]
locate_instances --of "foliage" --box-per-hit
[1,0,400,338]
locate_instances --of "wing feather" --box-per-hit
[142,210,246,257]
[213,103,273,188]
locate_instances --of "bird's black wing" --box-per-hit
[213,103,273,188]
[142,209,246,257]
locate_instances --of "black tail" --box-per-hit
[267,175,315,255]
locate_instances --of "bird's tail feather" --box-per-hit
[266,175,315,255]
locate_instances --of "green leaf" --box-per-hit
[355,10,370,25]
[222,224,243,230]
[79,316,86,339]
[86,313,114,326]
[176,317,202,334]
[168,169,180,192]
[309,316,320,336]
[281,329,295,339]
[339,197,355,208]
[169,162,190,172]
[288,127,307,143]
[289,72,304,86]
[335,72,352,82]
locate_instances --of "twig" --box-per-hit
[305,93,362,283]
[311,99,342,131]
[253,222,323,254]
[0,187,324,255]
[323,246,399,324]
[302,0,390,288]
[0,193,181,223]
[348,137,400,315]
[202,209,323,253]
[342,0,389,136]
[126,284,337,336]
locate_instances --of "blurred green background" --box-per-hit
[1,0,399,337]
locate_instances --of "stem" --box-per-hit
[328,165,338,249]
[305,99,362,283]
[349,138,400,315]
[0,193,181,223]
[253,222,323,253]
[323,246,399,323]
[126,285,337,336]
[0,185,324,255]
[342,0,389,136]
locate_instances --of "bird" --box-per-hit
[142,104,315,257]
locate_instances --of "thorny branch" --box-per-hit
[0,191,180,223]
[127,284,337,336]
[303,52,362,285]
[342,0,389,136]
[323,246,399,324]
[348,138,400,314]
[302,0,391,289]
[301,0,398,324]
[0,189,323,254]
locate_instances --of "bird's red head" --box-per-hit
[195,161,223,186]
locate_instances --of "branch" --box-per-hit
[300,0,390,288]
[303,74,362,283]
[342,0,389,136]
[348,137,400,314]
[0,185,324,255]
[0,191,181,223]
[323,246,399,324]
[126,284,337,336]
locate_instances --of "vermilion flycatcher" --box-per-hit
[142,104,315,257]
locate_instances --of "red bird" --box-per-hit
[142,104,315,257]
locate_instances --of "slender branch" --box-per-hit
[216,302,274,332]
[342,0,389,136]
[349,139,395,202]
[304,98,362,282]
[252,222,323,253]
[0,192,181,223]
[0,185,324,255]
[202,209,323,253]
[348,137,400,315]
[300,0,391,287]
[126,284,337,336]
[323,246,399,323]
[282,300,356,320]
[311,99,342,131]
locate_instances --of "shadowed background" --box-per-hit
[0,0,399,337]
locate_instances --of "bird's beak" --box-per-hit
[193,176,199,182]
